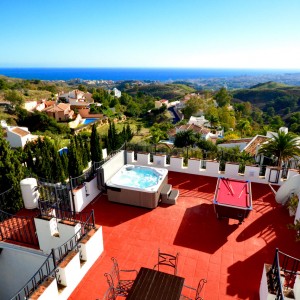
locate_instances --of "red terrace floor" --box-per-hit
[69,172,300,300]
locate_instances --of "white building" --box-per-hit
[24,100,38,112]
[112,87,121,98]
[188,116,210,127]
[154,99,169,109]
[5,126,37,148]
[58,90,93,107]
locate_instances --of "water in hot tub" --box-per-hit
[115,167,160,189]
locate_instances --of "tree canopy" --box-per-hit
[258,130,300,166]
[214,87,232,107]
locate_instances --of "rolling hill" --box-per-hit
[233,81,300,114]
[124,83,196,100]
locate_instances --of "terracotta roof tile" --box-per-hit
[244,135,270,156]
[11,127,30,137]
[78,108,104,119]
[57,103,70,111]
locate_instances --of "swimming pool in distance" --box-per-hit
[81,118,98,125]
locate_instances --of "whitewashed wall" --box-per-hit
[259,264,277,300]
[102,150,125,183]
[225,163,240,179]
[72,176,100,212]
[35,217,82,254]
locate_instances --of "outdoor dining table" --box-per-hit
[126,267,185,300]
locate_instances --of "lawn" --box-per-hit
[96,119,151,143]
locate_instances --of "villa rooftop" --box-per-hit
[67,171,300,300]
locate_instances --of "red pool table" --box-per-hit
[213,177,252,224]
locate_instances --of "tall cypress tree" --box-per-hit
[108,120,119,150]
[126,123,133,141]
[0,132,24,213]
[60,152,69,178]
[90,124,102,162]
[52,150,65,183]
[79,135,88,168]
[68,136,83,177]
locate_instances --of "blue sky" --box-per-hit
[1,0,300,68]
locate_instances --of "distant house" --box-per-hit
[5,126,37,148]
[77,108,104,119]
[154,99,169,109]
[107,88,122,98]
[24,100,38,112]
[168,124,211,141]
[58,90,93,107]
[35,101,46,111]
[218,135,270,163]
[112,88,121,98]
[188,116,210,127]
[43,103,74,121]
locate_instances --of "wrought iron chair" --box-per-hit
[104,257,138,297]
[180,278,207,300]
[102,286,117,300]
[153,248,179,275]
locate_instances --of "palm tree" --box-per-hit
[207,114,219,129]
[236,119,252,137]
[258,130,300,167]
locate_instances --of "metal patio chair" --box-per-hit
[180,278,207,300]
[104,257,138,297]
[102,286,117,300]
[154,248,179,275]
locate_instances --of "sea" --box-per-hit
[0,68,297,82]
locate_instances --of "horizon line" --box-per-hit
[1,66,300,71]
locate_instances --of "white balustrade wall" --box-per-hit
[125,151,294,185]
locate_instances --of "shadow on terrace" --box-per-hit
[69,171,300,300]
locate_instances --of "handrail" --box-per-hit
[10,250,57,300]
[39,202,95,228]
[274,249,284,300]
[0,187,16,212]
[52,209,95,264]
[0,209,38,221]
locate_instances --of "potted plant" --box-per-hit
[287,219,300,242]
[287,194,299,217]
